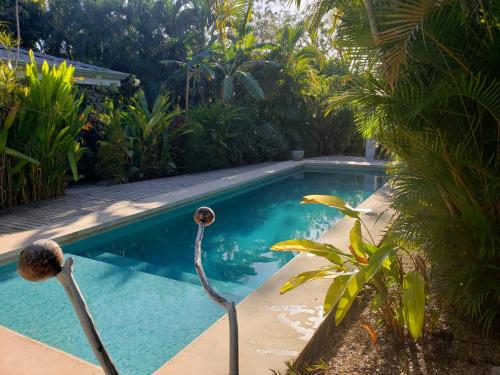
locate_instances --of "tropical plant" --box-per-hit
[210,0,253,42]
[183,101,247,171]
[161,50,215,111]
[97,90,187,182]
[1,50,88,208]
[274,24,324,74]
[271,195,428,340]
[212,33,278,102]
[0,32,42,204]
[95,101,132,183]
[302,0,500,331]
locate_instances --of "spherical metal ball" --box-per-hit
[194,206,215,226]
[17,239,64,282]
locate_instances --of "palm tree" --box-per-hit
[210,0,253,42]
[302,0,500,331]
[274,24,325,74]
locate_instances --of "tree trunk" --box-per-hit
[185,69,191,112]
[15,0,21,69]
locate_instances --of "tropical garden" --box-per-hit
[1,0,499,373]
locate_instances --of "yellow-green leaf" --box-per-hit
[402,271,425,340]
[349,220,368,262]
[279,267,344,294]
[4,103,18,130]
[335,245,395,325]
[67,150,79,181]
[271,239,350,265]
[323,274,351,315]
[301,195,360,218]
[5,147,40,165]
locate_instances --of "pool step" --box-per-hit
[0,253,227,375]
[93,252,252,302]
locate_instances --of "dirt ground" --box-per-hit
[280,296,500,375]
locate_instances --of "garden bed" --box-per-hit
[286,295,500,375]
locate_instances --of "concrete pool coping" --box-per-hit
[155,183,394,375]
[0,156,389,374]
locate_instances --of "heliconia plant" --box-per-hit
[271,195,427,340]
[96,90,189,182]
[0,49,88,208]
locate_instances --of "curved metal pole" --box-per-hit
[194,220,239,375]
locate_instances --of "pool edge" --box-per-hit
[0,157,385,265]
[154,182,394,375]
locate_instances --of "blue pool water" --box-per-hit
[0,168,384,374]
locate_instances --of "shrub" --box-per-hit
[271,195,428,340]
[322,0,500,331]
[96,90,186,183]
[239,122,288,163]
[182,101,246,172]
[1,50,88,208]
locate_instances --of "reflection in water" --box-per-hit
[65,170,385,290]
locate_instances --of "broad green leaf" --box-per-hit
[301,195,360,218]
[324,274,351,315]
[349,220,368,262]
[271,239,350,265]
[4,104,18,129]
[280,267,345,294]
[222,76,233,101]
[363,243,379,256]
[235,71,265,101]
[335,245,395,325]
[5,147,40,165]
[402,271,425,340]
[369,292,386,310]
[67,151,79,181]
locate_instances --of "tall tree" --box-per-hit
[0,0,47,48]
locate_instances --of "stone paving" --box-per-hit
[0,163,273,236]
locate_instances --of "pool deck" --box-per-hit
[0,155,389,374]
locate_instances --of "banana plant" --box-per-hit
[211,34,279,102]
[271,195,427,340]
[161,50,216,112]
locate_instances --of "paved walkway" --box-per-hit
[0,163,273,236]
[0,156,384,246]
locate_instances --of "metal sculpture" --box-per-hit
[193,207,239,375]
[17,239,119,375]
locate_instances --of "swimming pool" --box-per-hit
[0,168,385,374]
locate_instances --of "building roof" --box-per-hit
[0,46,129,86]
